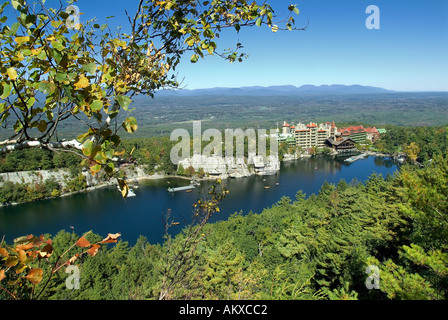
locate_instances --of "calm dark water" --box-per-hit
[0,156,398,245]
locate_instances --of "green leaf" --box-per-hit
[37,120,47,133]
[5,256,19,267]
[11,0,22,10]
[82,62,97,75]
[293,7,300,15]
[38,81,56,94]
[26,97,35,109]
[51,40,65,51]
[82,139,93,156]
[46,110,54,121]
[255,17,262,27]
[90,100,103,112]
[77,131,93,142]
[190,54,199,63]
[110,134,121,146]
[90,163,102,174]
[16,262,27,274]
[51,20,63,28]
[6,22,19,36]
[116,95,132,111]
[55,72,69,84]
[0,82,12,99]
[104,163,114,175]
[90,145,101,159]
[13,235,31,244]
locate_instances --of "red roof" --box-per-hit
[338,125,366,134]
[282,121,290,127]
[307,123,317,128]
[365,127,379,134]
[290,125,295,128]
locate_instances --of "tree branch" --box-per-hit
[0,139,83,155]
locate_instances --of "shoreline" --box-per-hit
[0,151,394,208]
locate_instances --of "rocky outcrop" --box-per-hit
[0,169,72,188]
[178,154,280,179]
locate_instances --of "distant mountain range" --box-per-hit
[155,84,394,97]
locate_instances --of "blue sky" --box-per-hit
[8,0,448,91]
[174,0,448,91]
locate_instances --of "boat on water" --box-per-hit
[264,186,271,189]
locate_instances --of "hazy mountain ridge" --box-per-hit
[155,84,394,97]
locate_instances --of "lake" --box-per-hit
[0,155,399,245]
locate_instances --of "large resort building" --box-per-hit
[279,121,385,152]
[279,121,337,150]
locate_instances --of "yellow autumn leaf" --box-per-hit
[117,179,129,198]
[31,47,43,56]
[7,68,17,80]
[74,75,89,89]
[26,268,43,284]
[15,36,30,44]
[15,52,25,62]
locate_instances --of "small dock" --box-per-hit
[344,153,367,163]
[168,185,196,193]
